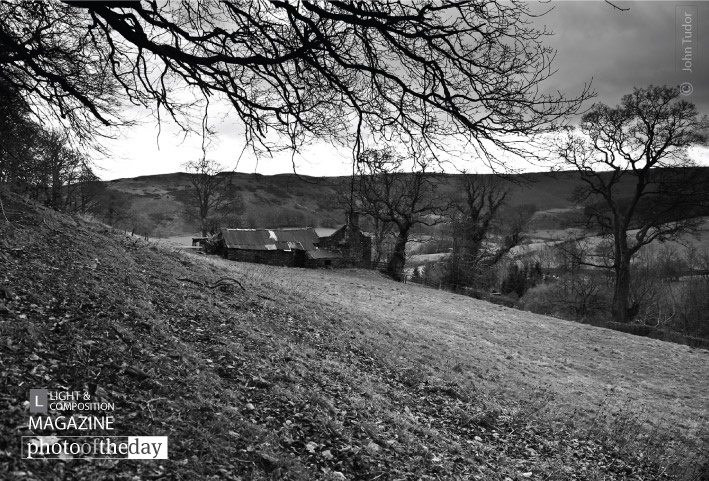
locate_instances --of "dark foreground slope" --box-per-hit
[0,193,706,480]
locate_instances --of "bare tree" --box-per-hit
[0,77,109,215]
[554,85,709,322]
[1,1,592,161]
[0,1,125,145]
[368,216,397,264]
[335,186,394,263]
[184,157,242,237]
[0,80,43,186]
[65,162,107,215]
[356,149,444,281]
[38,130,81,210]
[445,175,534,288]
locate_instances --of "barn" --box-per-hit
[318,212,372,267]
[211,212,372,268]
[212,227,338,267]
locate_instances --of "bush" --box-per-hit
[520,282,566,318]
[522,274,611,322]
[674,278,709,338]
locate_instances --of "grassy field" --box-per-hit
[519,219,709,262]
[219,263,709,441]
[1,192,708,480]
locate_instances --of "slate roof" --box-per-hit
[219,228,317,250]
[219,228,340,259]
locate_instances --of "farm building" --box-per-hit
[211,213,372,268]
[318,212,372,267]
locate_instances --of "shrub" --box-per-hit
[522,274,611,322]
[520,282,566,318]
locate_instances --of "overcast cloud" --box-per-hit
[531,1,708,114]
[96,1,709,180]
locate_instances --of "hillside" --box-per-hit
[105,172,353,236]
[1,193,708,480]
[102,170,642,237]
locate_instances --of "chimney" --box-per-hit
[348,211,360,231]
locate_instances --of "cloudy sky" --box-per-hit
[95,1,709,180]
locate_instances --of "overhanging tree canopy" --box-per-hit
[0,0,591,162]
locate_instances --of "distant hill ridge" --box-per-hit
[104,168,709,237]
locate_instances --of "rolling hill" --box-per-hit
[104,172,353,236]
[102,170,630,237]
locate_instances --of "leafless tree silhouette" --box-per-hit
[445,174,534,288]
[555,85,709,323]
[0,2,125,145]
[355,149,445,280]
[183,157,242,236]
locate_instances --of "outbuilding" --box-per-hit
[212,227,341,267]
[211,212,372,268]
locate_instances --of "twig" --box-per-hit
[177,277,246,291]
[146,397,168,420]
[146,397,168,404]
[177,277,205,287]
[605,0,630,11]
[208,277,245,291]
[110,325,133,348]
[0,190,8,223]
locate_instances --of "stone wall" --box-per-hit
[226,248,299,267]
[319,223,372,267]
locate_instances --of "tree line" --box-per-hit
[0,80,104,214]
[1,78,162,238]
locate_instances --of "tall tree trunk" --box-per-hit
[612,258,631,323]
[373,233,385,263]
[388,231,409,281]
[51,168,62,210]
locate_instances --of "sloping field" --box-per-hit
[1,193,707,480]
[220,264,709,453]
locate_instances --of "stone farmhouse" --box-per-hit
[211,212,372,268]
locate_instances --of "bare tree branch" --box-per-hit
[604,1,630,12]
[0,0,593,164]
[355,148,446,280]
